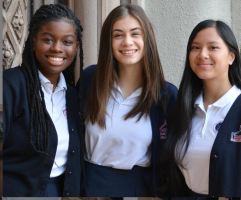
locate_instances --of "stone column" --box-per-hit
[75,0,98,70]
[33,0,44,14]
[44,0,56,4]
[67,0,75,11]
[97,0,120,50]
[100,0,120,25]
[131,0,144,8]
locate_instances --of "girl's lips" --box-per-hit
[198,63,212,69]
[119,50,138,56]
[120,50,137,54]
[48,56,64,61]
[46,56,66,65]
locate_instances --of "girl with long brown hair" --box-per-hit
[81,4,177,197]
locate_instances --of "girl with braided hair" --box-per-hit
[3,4,84,197]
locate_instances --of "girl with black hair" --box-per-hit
[3,4,84,197]
[80,4,177,197]
[160,20,241,197]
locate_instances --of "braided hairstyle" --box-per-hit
[21,3,84,163]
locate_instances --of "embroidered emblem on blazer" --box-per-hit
[213,121,223,134]
[160,120,167,139]
[230,125,241,142]
[63,109,67,119]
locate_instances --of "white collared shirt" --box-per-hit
[179,85,241,194]
[38,71,69,177]
[85,83,152,169]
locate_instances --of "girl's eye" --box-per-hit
[210,46,217,49]
[43,38,53,43]
[113,34,122,37]
[132,32,140,36]
[63,40,73,45]
[191,46,199,49]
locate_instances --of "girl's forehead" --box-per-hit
[38,19,76,31]
[194,27,221,41]
[36,20,77,37]
[112,15,142,30]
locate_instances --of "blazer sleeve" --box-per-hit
[3,76,14,144]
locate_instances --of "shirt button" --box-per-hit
[68,171,72,176]
[71,128,74,132]
[212,155,217,159]
[71,150,75,155]
[66,192,70,196]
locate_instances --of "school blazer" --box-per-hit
[82,64,178,197]
[3,67,82,197]
[209,94,241,197]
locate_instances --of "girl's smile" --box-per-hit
[112,15,144,68]
[33,20,78,82]
[189,27,235,83]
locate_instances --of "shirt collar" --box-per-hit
[195,85,240,108]
[112,81,142,100]
[212,85,240,107]
[38,70,67,91]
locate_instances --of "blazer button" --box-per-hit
[68,171,72,176]
[71,150,75,155]
[212,155,217,159]
[66,192,70,196]
[71,128,74,132]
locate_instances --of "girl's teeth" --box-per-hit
[122,50,136,53]
[49,57,64,61]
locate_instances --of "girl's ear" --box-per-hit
[229,52,235,65]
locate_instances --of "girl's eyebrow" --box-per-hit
[130,27,142,31]
[192,41,220,44]
[41,32,75,38]
[112,27,142,32]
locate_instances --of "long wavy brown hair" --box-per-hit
[85,4,167,129]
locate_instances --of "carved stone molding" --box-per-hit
[3,0,12,11]
[24,0,28,9]
[11,4,25,43]
[2,35,15,70]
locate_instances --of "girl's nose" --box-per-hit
[198,48,209,59]
[51,41,63,53]
[122,35,133,46]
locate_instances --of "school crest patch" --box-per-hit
[213,121,223,134]
[63,109,67,119]
[160,120,167,139]
[230,125,241,142]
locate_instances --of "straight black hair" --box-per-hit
[159,19,241,194]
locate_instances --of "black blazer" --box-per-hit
[81,65,178,197]
[3,67,82,197]
[209,94,241,197]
